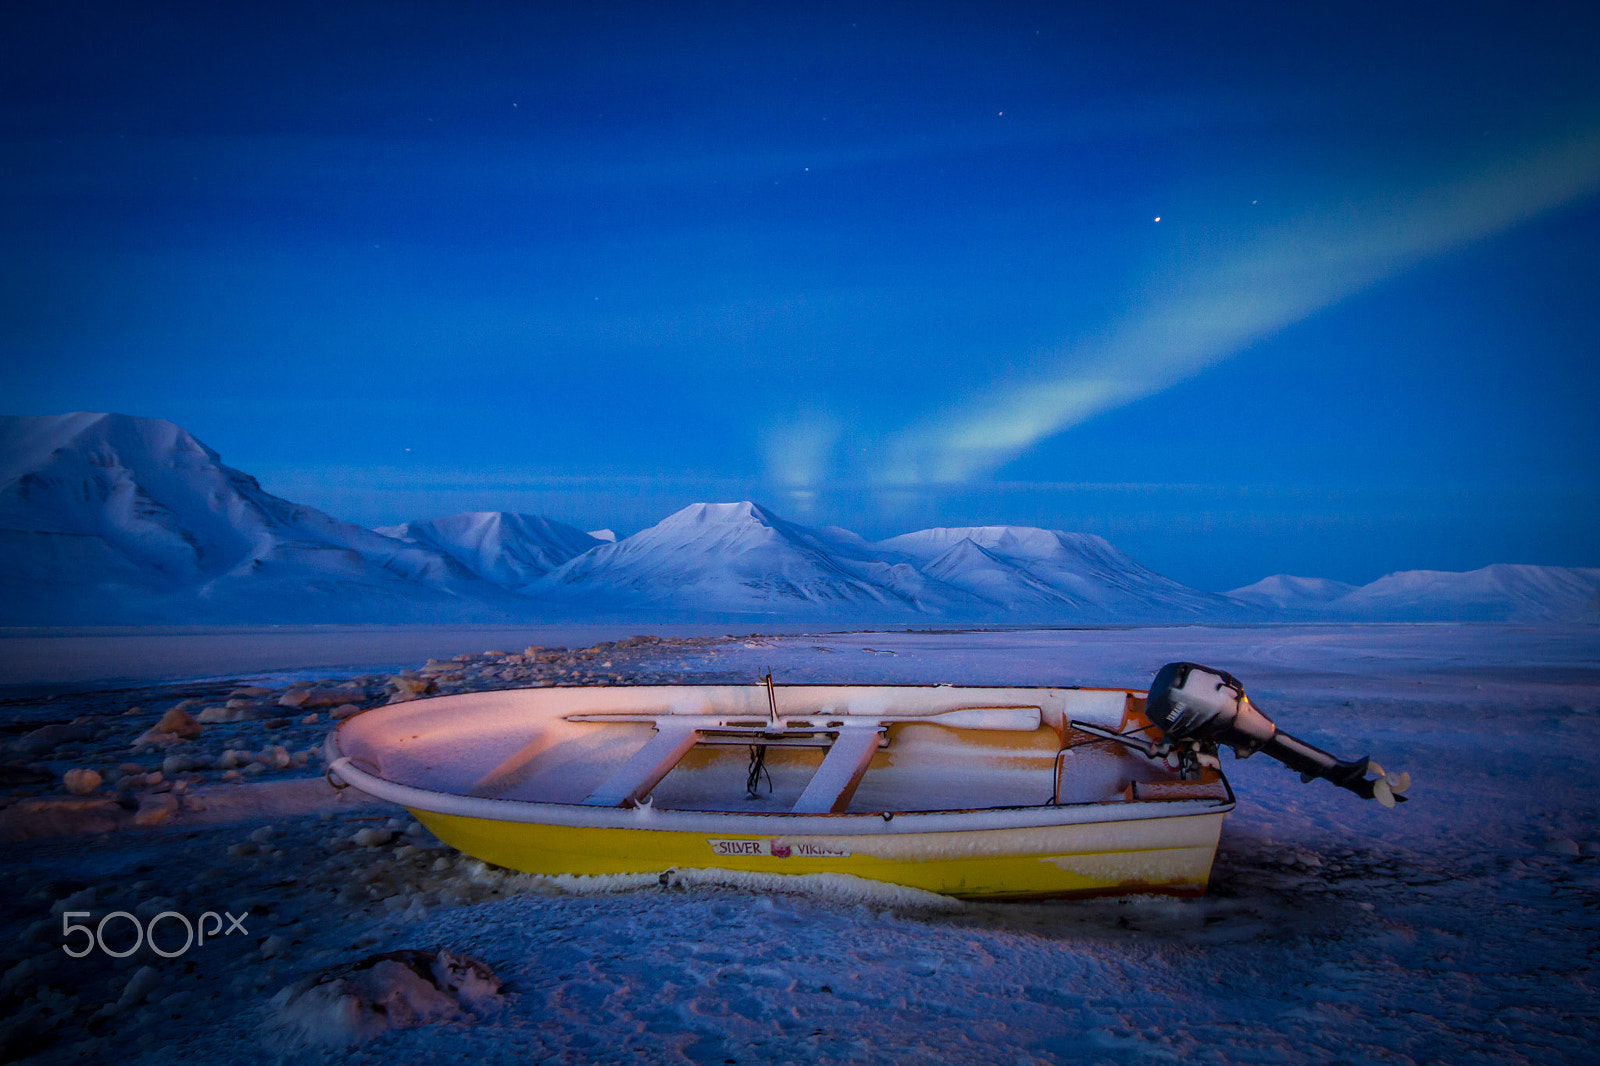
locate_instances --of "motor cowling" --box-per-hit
[1146,662,1409,806]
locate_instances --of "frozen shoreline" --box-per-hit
[2,624,1598,1064]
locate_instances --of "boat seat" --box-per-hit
[581,719,704,807]
[575,706,1041,809]
[790,724,886,814]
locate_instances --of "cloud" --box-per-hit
[879,128,1600,485]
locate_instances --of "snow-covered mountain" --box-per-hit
[1230,574,1359,610]
[532,502,944,618]
[877,526,1245,619]
[1230,565,1600,621]
[4,413,1594,625]
[1335,564,1600,622]
[377,512,603,591]
[0,413,520,623]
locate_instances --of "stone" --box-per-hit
[261,935,290,958]
[267,745,291,770]
[352,827,396,848]
[300,713,320,725]
[273,950,501,1044]
[387,675,437,696]
[133,793,179,827]
[15,723,92,757]
[229,687,273,698]
[62,768,102,795]
[118,966,163,1009]
[281,689,354,709]
[196,706,240,724]
[140,707,203,743]
[161,754,194,776]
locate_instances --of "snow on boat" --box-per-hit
[325,663,1407,900]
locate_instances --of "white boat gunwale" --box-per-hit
[323,678,1237,836]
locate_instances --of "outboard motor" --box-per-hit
[1077,662,1411,806]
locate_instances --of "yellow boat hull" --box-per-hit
[410,805,1227,900]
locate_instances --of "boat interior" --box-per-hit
[335,683,1229,816]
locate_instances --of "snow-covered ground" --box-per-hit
[2,624,1597,1064]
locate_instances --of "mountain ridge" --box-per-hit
[1,413,1593,624]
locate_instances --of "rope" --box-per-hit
[745,744,772,798]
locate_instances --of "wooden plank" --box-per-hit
[791,726,885,814]
[581,721,703,807]
[470,732,565,796]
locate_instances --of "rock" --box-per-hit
[229,687,273,698]
[242,761,267,776]
[134,793,179,827]
[0,959,36,996]
[62,768,102,795]
[352,827,395,848]
[214,749,244,770]
[523,645,545,656]
[283,689,353,710]
[15,722,92,757]
[261,935,290,958]
[301,713,320,725]
[115,770,162,791]
[273,950,501,1045]
[196,706,238,723]
[161,753,195,776]
[386,675,437,696]
[1545,837,1581,856]
[118,966,163,1008]
[249,825,275,844]
[51,887,96,915]
[387,689,420,705]
[138,707,203,744]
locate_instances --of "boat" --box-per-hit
[324,663,1407,900]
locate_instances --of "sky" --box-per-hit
[2,0,1598,591]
